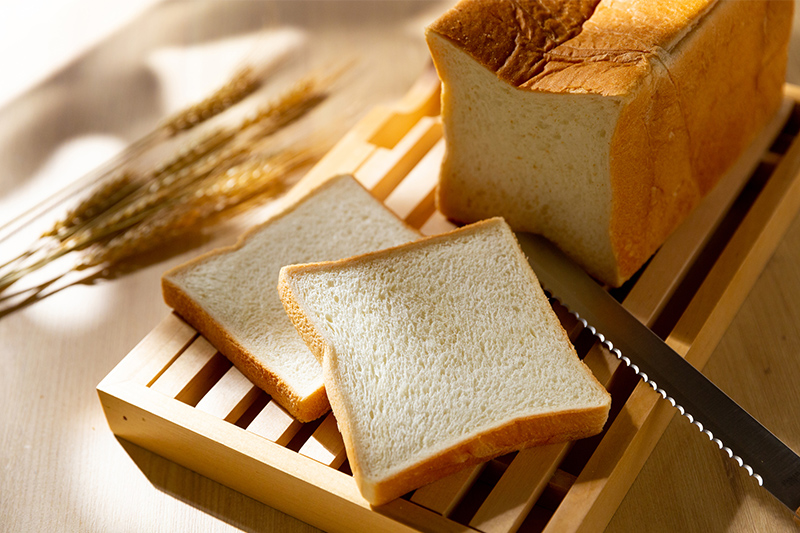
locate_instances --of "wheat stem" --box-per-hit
[0,249,36,272]
[0,247,71,293]
[81,76,327,243]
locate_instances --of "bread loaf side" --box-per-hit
[426,0,792,286]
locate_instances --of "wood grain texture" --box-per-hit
[195,366,260,422]
[607,182,800,532]
[247,399,303,446]
[150,336,219,399]
[298,413,347,468]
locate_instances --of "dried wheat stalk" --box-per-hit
[160,66,263,136]
[0,172,142,273]
[1,61,272,257]
[43,172,139,239]
[0,69,336,293]
[0,148,316,292]
[46,73,327,247]
[79,149,314,268]
[151,127,239,184]
[88,75,328,241]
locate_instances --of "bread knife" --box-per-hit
[515,231,800,517]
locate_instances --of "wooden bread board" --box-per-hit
[97,71,800,533]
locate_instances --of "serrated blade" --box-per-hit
[515,231,800,516]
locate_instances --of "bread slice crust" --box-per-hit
[162,174,419,423]
[162,277,330,422]
[358,402,609,506]
[279,218,611,505]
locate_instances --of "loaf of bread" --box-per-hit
[426,0,791,287]
[278,217,611,505]
[161,175,420,422]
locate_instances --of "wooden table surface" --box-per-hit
[2,2,800,531]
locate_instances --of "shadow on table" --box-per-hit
[0,1,274,197]
[0,0,443,202]
[117,437,320,533]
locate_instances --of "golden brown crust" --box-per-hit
[162,276,329,423]
[427,0,721,95]
[521,0,717,95]
[427,0,602,88]
[608,0,790,283]
[428,0,791,287]
[364,404,610,506]
[607,62,697,284]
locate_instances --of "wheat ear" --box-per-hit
[0,69,335,293]
[79,149,315,268]
[160,66,262,136]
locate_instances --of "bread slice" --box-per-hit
[426,0,791,287]
[278,217,611,505]
[162,174,420,423]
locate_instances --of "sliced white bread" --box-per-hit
[278,217,611,505]
[162,174,420,422]
[426,0,791,287]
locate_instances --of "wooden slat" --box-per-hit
[98,381,420,533]
[667,108,800,361]
[542,381,673,533]
[410,464,485,516]
[173,351,232,406]
[403,188,437,231]
[384,138,444,223]
[356,116,442,200]
[470,445,572,533]
[194,365,261,422]
[150,335,218,398]
[377,497,482,533]
[100,312,197,387]
[419,210,456,237]
[545,469,577,504]
[247,399,303,446]
[299,412,347,468]
[281,71,438,210]
[366,66,441,149]
[304,123,378,180]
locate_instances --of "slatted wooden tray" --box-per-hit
[97,72,800,533]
